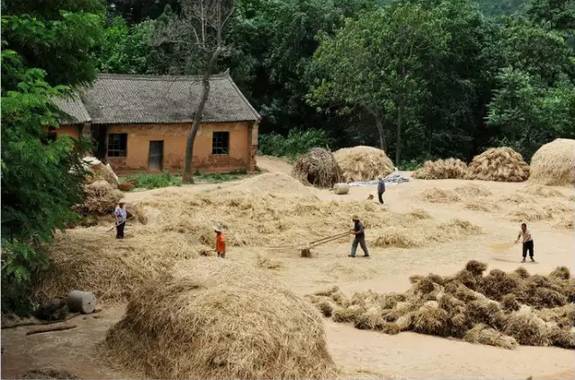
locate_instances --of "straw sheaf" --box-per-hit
[466,147,529,182]
[333,146,394,182]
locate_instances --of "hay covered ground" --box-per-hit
[2,155,574,380]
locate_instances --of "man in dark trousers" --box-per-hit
[377,177,386,204]
[114,201,127,239]
[349,215,370,257]
[515,222,534,262]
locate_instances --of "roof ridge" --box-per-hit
[97,72,229,81]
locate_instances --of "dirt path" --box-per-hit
[2,160,574,380]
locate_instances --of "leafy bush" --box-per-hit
[259,129,332,158]
[127,172,182,189]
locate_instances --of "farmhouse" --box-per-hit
[53,72,260,174]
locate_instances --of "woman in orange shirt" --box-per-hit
[215,227,226,258]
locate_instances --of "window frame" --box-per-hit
[107,133,128,157]
[212,131,230,155]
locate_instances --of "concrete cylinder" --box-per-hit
[67,290,97,314]
[333,183,350,195]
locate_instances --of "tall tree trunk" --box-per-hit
[375,115,386,151]
[182,49,220,183]
[396,102,403,164]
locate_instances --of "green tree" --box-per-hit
[1,0,105,313]
[309,3,448,163]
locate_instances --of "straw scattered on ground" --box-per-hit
[104,259,335,380]
[528,138,575,186]
[292,148,341,188]
[466,147,529,182]
[413,158,468,180]
[333,146,394,182]
[310,262,575,349]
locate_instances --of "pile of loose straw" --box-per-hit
[528,138,575,186]
[333,146,394,182]
[309,262,575,350]
[466,147,529,182]
[413,158,468,179]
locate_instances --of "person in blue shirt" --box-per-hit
[114,201,127,239]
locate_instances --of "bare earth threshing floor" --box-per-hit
[2,156,574,380]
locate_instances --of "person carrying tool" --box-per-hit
[349,215,369,258]
[114,201,127,239]
[215,227,226,258]
[377,177,386,204]
[515,222,534,263]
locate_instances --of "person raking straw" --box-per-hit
[514,222,534,263]
[349,215,370,258]
[114,201,127,239]
[214,227,226,258]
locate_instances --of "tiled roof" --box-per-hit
[52,94,91,124]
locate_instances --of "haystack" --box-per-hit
[413,158,468,179]
[105,260,334,380]
[333,146,394,182]
[292,148,341,188]
[529,138,575,186]
[466,147,529,182]
[82,156,119,188]
[80,180,123,215]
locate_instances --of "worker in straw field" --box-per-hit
[215,226,226,258]
[514,223,534,263]
[114,201,127,239]
[349,215,370,258]
[377,177,386,204]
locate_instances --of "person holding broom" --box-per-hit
[114,201,127,239]
[515,223,534,263]
[349,215,370,258]
[215,226,226,258]
[377,177,386,204]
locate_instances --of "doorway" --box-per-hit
[148,140,164,171]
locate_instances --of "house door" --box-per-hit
[148,141,164,171]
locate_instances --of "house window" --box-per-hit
[212,131,229,155]
[107,133,127,157]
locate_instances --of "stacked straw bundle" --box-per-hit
[82,156,119,188]
[466,147,529,182]
[105,259,335,380]
[79,180,123,215]
[413,158,468,179]
[309,262,575,350]
[528,138,575,186]
[292,148,341,188]
[333,146,394,182]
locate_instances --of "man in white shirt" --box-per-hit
[114,201,127,239]
[515,223,534,263]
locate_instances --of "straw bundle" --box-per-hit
[292,148,341,188]
[83,156,119,188]
[79,180,123,215]
[105,260,335,380]
[413,158,468,179]
[333,146,394,182]
[466,147,529,182]
[420,188,461,203]
[529,138,575,186]
[314,262,574,349]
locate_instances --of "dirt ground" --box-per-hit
[2,155,574,380]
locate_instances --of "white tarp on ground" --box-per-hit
[348,169,410,187]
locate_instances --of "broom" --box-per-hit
[489,242,515,253]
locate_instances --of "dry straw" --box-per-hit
[333,145,394,182]
[80,180,123,215]
[529,138,575,186]
[311,262,575,349]
[466,147,529,182]
[413,158,468,179]
[104,259,335,380]
[292,148,341,188]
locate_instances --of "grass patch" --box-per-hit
[125,172,182,189]
[194,170,247,183]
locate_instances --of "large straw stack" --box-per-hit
[333,146,394,182]
[105,259,335,380]
[413,158,468,179]
[79,180,123,215]
[292,148,341,188]
[529,139,575,186]
[466,147,529,182]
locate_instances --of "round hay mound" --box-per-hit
[80,180,123,215]
[413,158,468,179]
[292,148,341,188]
[333,146,394,182]
[466,147,529,182]
[529,138,575,186]
[83,156,119,188]
[104,259,334,380]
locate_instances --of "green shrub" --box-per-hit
[128,172,182,189]
[259,129,332,158]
